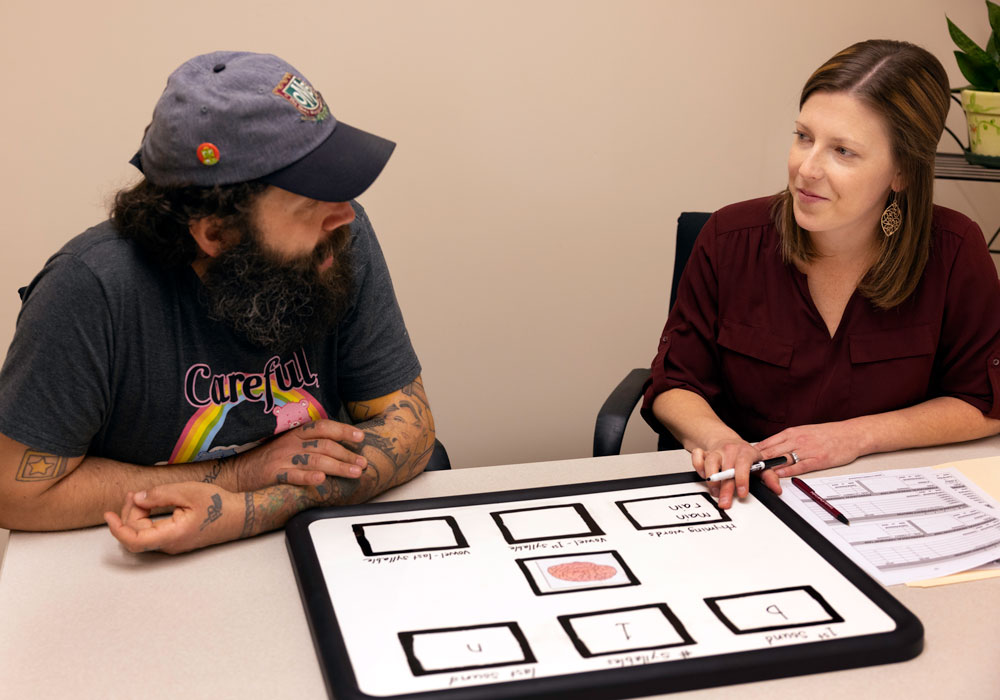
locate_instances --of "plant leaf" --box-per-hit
[988,0,1000,36]
[989,31,1000,63]
[948,16,995,66]
[956,50,1000,90]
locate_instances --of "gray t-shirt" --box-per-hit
[0,202,420,465]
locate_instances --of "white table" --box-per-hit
[2,437,998,700]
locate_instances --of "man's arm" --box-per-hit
[106,376,435,554]
[0,435,224,531]
[0,420,370,532]
[239,375,436,530]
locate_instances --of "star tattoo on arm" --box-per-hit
[15,450,69,482]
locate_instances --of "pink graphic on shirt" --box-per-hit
[271,399,313,434]
[168,349,328,463]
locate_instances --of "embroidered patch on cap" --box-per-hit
[197,142,220,166]
[273,73,330,121]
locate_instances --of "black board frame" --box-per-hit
[286,472,923,700]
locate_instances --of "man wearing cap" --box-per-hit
[0,52,435,554]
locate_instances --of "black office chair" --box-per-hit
[424,439,451,471]
[592,211,711,457]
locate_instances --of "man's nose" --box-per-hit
[322,202,356,232]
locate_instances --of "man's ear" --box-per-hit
[188,217,236,259]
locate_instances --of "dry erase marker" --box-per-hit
[707,456,789,483]
[792,477,850,526]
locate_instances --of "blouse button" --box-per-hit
[993,358,999,367]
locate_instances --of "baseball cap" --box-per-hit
[130,51,395,202]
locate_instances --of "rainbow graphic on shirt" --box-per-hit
[168,385,328,464]
[168,349,328,464]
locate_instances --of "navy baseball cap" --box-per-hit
[130,51,395,202]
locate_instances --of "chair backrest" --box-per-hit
[669,212,712,308]
[592,210,715,457]
[657,211,711,452]
[424,438,451,471]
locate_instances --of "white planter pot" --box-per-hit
[961,88,1000,159]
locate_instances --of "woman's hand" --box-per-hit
[756,421,863,478]
[691,439,781,508]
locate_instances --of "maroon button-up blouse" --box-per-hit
[641,196,1000,442]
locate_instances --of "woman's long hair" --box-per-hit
[772,39,950,309]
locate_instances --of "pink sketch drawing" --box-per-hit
[547,561,618,582]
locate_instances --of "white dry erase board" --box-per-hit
[285,474,922,700]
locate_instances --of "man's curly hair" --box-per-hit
[110,179,269,267]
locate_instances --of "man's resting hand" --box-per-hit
[105,482,245,555]
[228,419,368,491]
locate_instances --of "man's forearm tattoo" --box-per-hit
[361,463,382,490]
[344,376,436,494]
[239,491,256,538]
[362,433,395,454]
[201,459,223,484]
[240,377,437,532]
[15,450,69,482]
[248,476,361,533]
[350,401,376,420]
[199,493,223,531]
[364,415,387,429]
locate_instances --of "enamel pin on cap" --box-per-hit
[197,142,220,166]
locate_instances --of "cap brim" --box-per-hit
[260,121,395,202]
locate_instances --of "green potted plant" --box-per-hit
[948,1,1000,165]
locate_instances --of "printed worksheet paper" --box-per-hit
[778,467,1000,586]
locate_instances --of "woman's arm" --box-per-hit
[652,388,782,507]
[756,396,1000,478]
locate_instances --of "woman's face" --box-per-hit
[787,91,902,241]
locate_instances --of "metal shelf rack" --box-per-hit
[935,152,1000,254]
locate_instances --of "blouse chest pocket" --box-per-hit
[848,324,936,415]
[717,319,793,423]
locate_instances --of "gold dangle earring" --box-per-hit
[881,191,902,237]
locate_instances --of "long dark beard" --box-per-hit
[200,223,354,353]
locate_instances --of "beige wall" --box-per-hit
[1,0,996,475]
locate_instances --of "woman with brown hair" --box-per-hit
[642,39,1000,508]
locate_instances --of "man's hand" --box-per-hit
[104,482,244,554]
[228,419,369,492]
[104,377,436,554]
